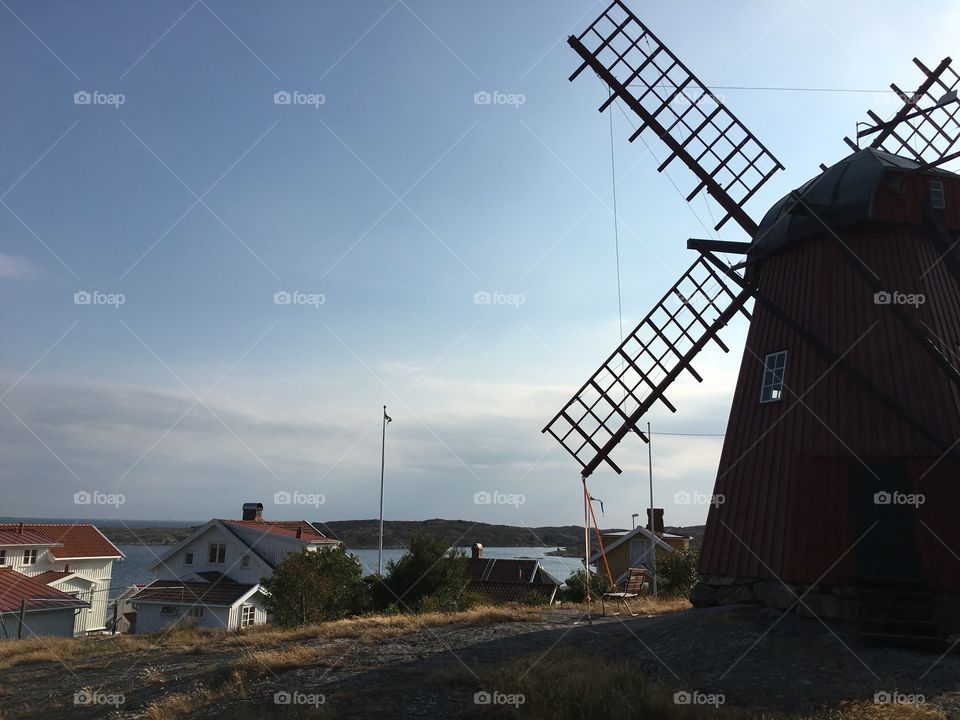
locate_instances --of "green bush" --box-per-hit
[562,569,610,602]
[262,546,366,627]
[657,548,699,598]
[380,533,469,612]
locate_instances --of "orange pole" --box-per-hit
[584,481,616,588]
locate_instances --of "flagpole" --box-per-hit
[378,405,388,576]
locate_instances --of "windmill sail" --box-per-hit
[845,57,960,169]
[569,0,784,235]
[543,257,750,478]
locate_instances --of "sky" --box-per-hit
[1,0,958,534]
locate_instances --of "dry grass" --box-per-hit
[139,665,166,684]
[438,651,948,720]
[234,644,329,674]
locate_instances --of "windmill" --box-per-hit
[543,1,960,646]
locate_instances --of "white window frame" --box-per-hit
[240,604,255,627]
[931,180,946,210]
[184,552,194,566]
[0,549,6,566]
[160,606,176,615]
[188,607,205,618]
[208,542,226,564]
[240,553,250,568]
[23,548,38,565]
[760,350,788,403]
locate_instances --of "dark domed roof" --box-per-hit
[750,148,956,258]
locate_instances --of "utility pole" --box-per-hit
[378,405,392,576]
[17,599,26,640]
[648,421,658,597]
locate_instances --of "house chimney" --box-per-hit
[241,502,263,522]
[471,542,483,560]
[646,508,665,536]
[17,523,23,534]
[296,527,302,539]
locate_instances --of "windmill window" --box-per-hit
[760,351,788,403]
[931,180,946,209]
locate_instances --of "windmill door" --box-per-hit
[848,460,918,580]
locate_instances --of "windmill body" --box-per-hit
[701,150,960,593]
[544,1,960,642]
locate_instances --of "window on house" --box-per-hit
[760,351,788,403]
[160,606,176,615]
[188,607,205,618]
[240,604,255,627]
[63,564,70,572]
[931,180,946,209]
[184,552,194,566]
[23,549,37,565]
[208,543,226,564]
[240,554,250,568]
[0,550,6,566]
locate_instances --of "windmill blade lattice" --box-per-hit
[543,256,751,478]
[846,57,960,168]
[569,0,784,235]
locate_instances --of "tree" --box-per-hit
[381,533,469,611]
[262,546,365,627]
[657,548,699,598]
[562,569,610,602]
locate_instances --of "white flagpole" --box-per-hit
[378,405,390,575]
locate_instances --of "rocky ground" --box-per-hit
[2,605,960,718]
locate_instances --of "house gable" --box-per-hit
[149,521,273,585]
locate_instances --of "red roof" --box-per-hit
[0,529,60,547]
[465,558,540,584]
[0,567,89,613]
[0,524,123,560]
[32,570,87,584]
[220,520,338,544]
[132,579,256,606]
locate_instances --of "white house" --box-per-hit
[0,566,90,640]
[130,502,340,633]
[0,524,124,636]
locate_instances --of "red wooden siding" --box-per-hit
[700,217,960,587]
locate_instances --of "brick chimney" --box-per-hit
[646,508,665,536]
[242,503,263,522]
[296,527,302,539]
[471,542,483,560]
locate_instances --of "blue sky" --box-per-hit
[1,0,958,532]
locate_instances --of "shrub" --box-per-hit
[562,569,610,602]
[262,546,366,627]
[657,547,699,598]
[381,533,469,611]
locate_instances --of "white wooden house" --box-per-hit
[0,524,124,636]
[130,503,339,633]
[0,566,90,640]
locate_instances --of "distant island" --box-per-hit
[98,519,705,550]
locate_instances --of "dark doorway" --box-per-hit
[849,460,918,580]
